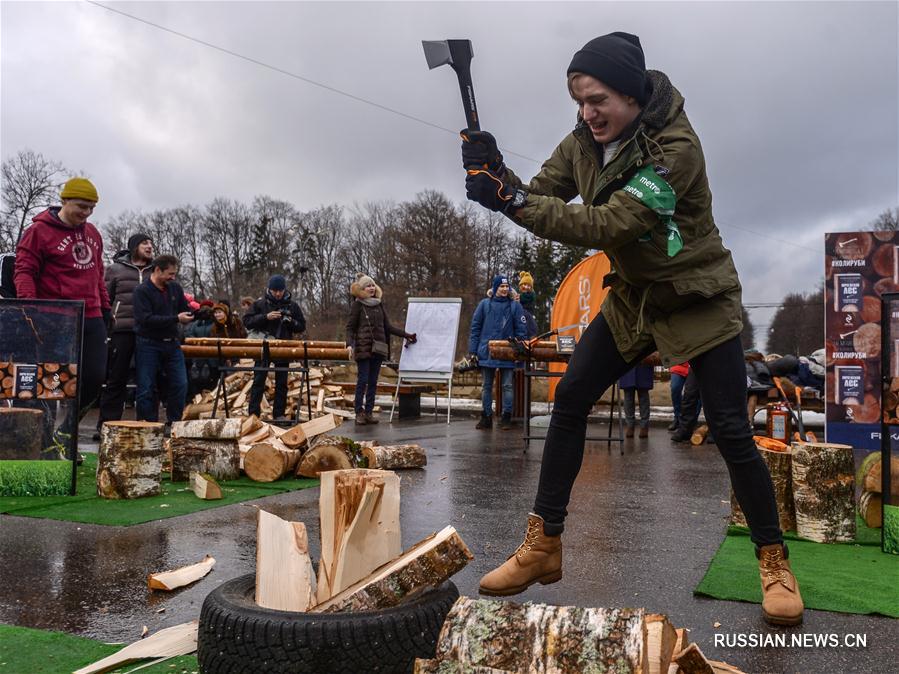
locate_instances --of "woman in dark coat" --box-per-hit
[345,273,416,425]
[618,364,654,438]
[210,302,247,340]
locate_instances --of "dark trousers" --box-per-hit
[135,336,188,423]
[622,387,650,427]
[97,331,135,427]
[55,317,107,445]
[248,360,288,418]
[354,356,383,414]
[533,313,782,547]
[678,371,704,431]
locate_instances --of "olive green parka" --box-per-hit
[505,70,743,366]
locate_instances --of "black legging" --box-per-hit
[533,313,782,547]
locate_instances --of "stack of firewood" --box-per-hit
[857,452,899,528]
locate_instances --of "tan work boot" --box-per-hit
[758,544,804,626]
[479,513,562,596]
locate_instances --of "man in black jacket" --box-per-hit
[243,275,306,420]
[95,233,154,437]
[132,254,194,424]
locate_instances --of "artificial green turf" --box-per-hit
[0,453,318,526]
[885,504,899,555]
[0,624,197,673]
[0,460,72,496]
[695,517,899,617]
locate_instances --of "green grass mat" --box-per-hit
[0,460,72,496]
[0,454,318,526]
[695,518,899,618]
[0,624,197,673]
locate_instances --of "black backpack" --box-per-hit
[0,253,15,299]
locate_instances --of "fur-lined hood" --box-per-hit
[350,280,383,300]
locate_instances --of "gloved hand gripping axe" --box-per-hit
[422,39,512,205]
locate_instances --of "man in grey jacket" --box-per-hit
[94,233,154,437]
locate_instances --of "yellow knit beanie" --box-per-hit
[518,270,534,288]
[60,177,99,203]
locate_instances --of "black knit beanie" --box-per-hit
[127,232,152,255]
[568,32,650,105]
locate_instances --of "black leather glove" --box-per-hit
[461,129,504,172]
[406,333,418,345]
[465,168,528,215]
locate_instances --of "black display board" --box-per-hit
[878,293,898,554]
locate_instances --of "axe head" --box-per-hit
[422,39,474,72]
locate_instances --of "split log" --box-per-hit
[241,423,272,445]
[316,468,401,604]
[731,446,795,532]
[190,472,222,500]
[240,414,263,437]
[429,596,644,673]
[690,425,709,446]
[0,407,43,460]
[362,443,427,470]
[858,491,882,528]
[645,613,678,674]
[314,526,472,613]
[170,418,241,440]
[243,442,300,482]
[148,555,216,591]
[169,438,240,482]
[707,661,748,674]
[97,421,165,499]
[856,452,899,498]
[255,509,316,612]
[673,643,714,674]
[181,401,215,420]
[791,442,856,543]
[72,620,198,674]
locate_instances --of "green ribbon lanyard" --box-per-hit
[622,165,684,257]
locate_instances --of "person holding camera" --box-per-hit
[243,275,306,420]
[345,273,416,425]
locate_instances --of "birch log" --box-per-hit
[314,526,472,613]
[433,596,645,674]
[97,421,165,499]
[169,438,240,482]
[731,446,795,532]
[0,408,43,460]
[243,442,300,482]
[362,443,427,469]
[170,418,242,439]
[791,442,856,543]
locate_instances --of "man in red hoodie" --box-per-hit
[14,177,111,457]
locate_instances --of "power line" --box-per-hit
[84,0,545,165]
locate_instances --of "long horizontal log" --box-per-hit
[181,345,350,360]
[185,337,346,349]
[488,344,571,363]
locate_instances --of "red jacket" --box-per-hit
[670,362,690,377]
[14,207,111,318]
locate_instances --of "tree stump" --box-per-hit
[97,421,165,499]
[362,443,427,469]
[432,597,645,673]
[0,408,44,460]
[731,445,795,532]
[791,442,856,542]
[169,438,240,482]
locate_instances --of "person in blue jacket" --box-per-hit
[469,275,527,430]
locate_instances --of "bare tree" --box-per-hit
[869,207,899,231]
[1,149,69,249]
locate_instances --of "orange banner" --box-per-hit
[549,252,611,399]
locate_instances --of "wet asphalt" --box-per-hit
[1,412,895,673]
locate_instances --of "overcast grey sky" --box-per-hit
[2,1,897,338]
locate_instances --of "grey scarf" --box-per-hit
[360,297,381,307]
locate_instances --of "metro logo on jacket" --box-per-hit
[13,207,111,318]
